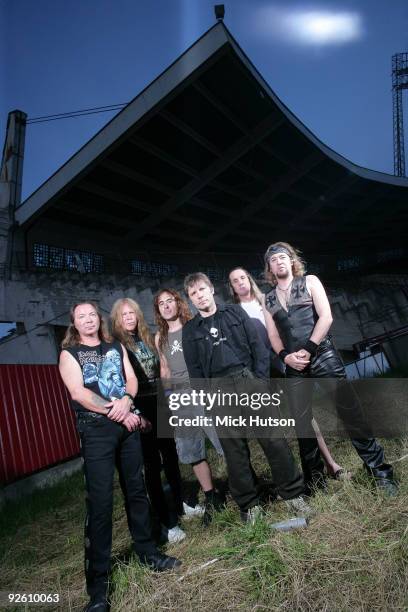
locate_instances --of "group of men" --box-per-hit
[59,241,397,612]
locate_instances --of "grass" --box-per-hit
[1,438,408,611]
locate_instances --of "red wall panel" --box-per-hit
[0,365,80,485]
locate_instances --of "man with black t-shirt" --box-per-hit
[59,302,180,612]
[182,273,306,522]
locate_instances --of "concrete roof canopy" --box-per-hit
[14,22,408,271]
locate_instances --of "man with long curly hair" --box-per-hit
[263,241,397,496]
[153,288,225,525]
[59,302,181,612]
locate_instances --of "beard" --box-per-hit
[276,269,290,279]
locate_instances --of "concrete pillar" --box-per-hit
[0,110,27,279]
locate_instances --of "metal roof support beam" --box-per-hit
[78,181,153,213]
[101,156,253,217]
[101,155,266,223]
[131,133,267,206]
[160,109,271,185]
[127,113,283,242]
[130,135,199,178]
[193,80,331,188]
[323,186,392,240]
[101,159,174,196]
[197,152,322,252]
[288,174,359,230]
[56,201,200,244]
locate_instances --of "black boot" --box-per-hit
[83,594,109,612]
[138,551,182,571]
[202,489,226,526]
[304,471,328,497]
[368,464,398,497]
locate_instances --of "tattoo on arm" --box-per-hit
[91,393,110,413]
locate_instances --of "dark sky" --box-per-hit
[1,0,408,201]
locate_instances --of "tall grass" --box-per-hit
[1,438,407,611]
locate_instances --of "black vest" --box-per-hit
[265,276,318,352]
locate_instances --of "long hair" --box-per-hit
[153,288,192,351]
[110,298,155,352]
[264,241,305,285]
[61,302,111,348]
[228,267,264,304]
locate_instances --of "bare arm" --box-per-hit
[263,308,285,355]
[306,275,333,345]
[263,304,309,372]
[59,350,113,414]
[107,344,138,422]
[122,344,138,397]
[155,332,172,380]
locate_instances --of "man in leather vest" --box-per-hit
[262,242,397,496]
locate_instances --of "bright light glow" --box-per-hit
[287,11,361,44]
[254,8,362,46]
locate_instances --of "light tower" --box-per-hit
[392,52,408,177]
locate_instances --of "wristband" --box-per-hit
[130,406,141,415]
[123,392,134,402]
[303,340,318,356]
[279,350,289,363]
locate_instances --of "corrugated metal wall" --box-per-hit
[0,365,80,485]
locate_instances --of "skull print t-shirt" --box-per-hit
[203,311,242,377]
[126,333,159,397]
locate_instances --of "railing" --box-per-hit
[345,351,391,380]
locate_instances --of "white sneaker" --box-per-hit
[240,505,263,525]
[166,525,186,544]
[183,501,205,518]
[285,496,312,516]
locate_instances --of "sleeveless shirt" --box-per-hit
[63,339,126,413]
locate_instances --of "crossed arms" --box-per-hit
[263,275,333,371]
[59,344,140,431]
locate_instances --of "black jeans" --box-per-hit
[215,369,304,511]
[286,337,391,487]
[137,395,184,528]
[77,415,156,599]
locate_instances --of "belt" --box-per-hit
[217,366,254,379]
[76,411,105,422]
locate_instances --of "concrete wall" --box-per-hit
[1,268,408,365]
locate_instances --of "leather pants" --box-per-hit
[286,337,393,487]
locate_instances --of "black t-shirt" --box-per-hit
[63,339,126,413]
[126,333,159,396]
[203,312,242,377]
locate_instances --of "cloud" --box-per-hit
[254,7,363,46]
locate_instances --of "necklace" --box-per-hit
[276,281,292,307]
